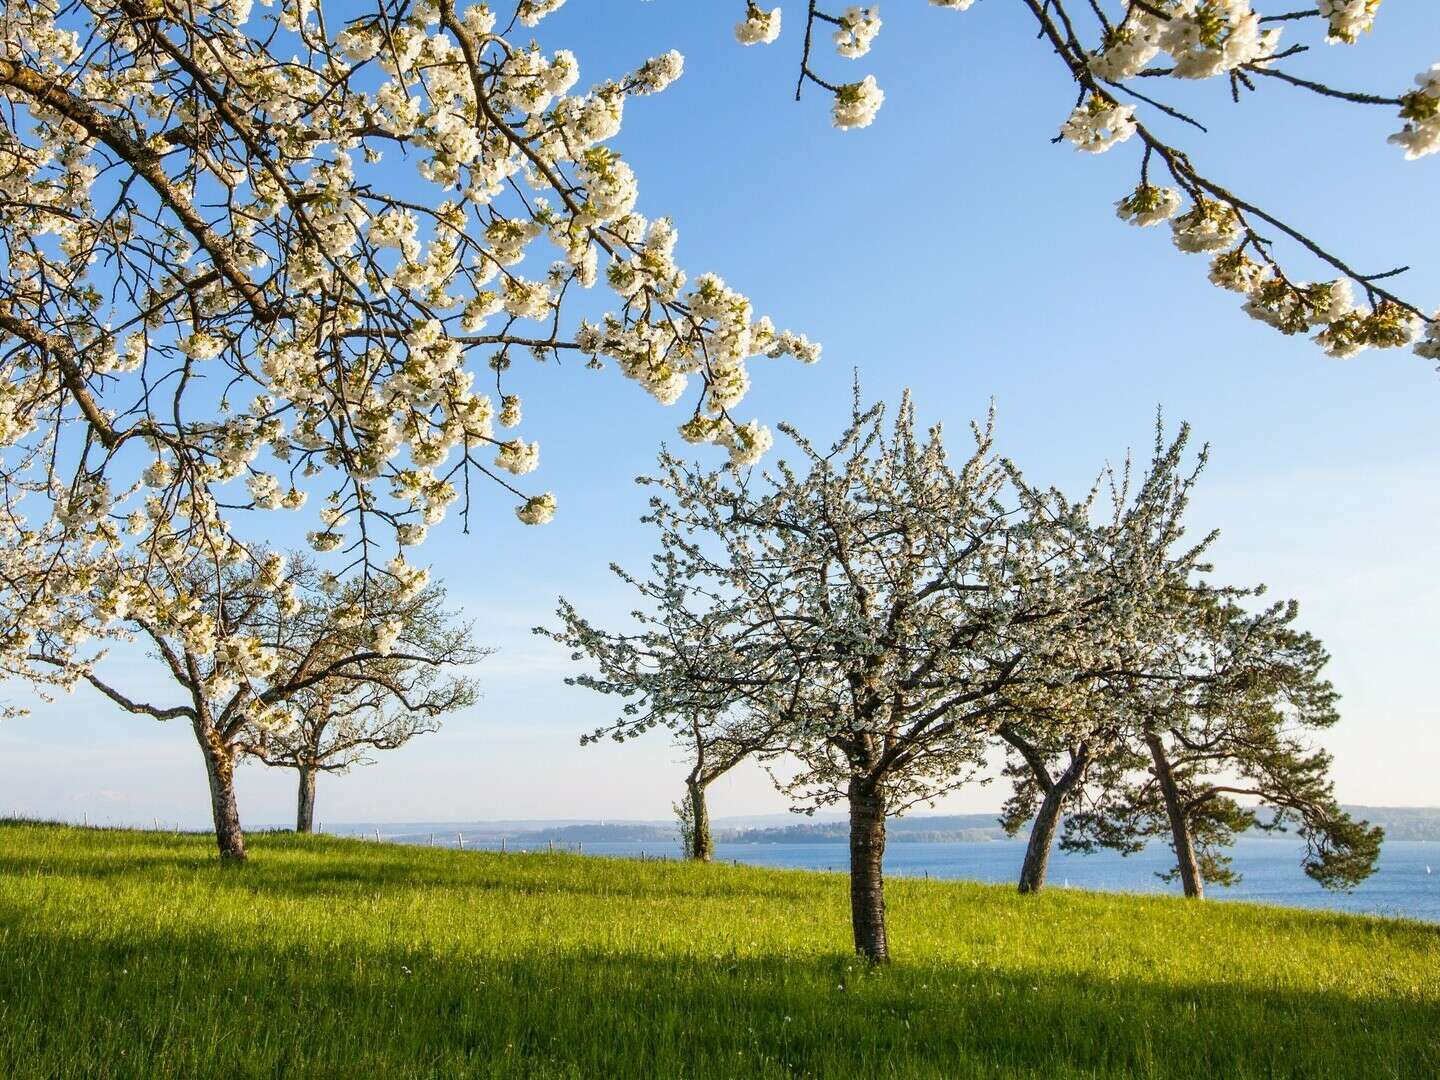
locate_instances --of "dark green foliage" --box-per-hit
[1169,795,1255,889]
[1302,813,1385,891]
[1060,742,1152,859]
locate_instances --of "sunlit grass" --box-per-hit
[0,820,1435,1078]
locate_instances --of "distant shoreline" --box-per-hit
[320,805,1440,846]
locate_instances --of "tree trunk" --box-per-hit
[686,777,713,861]
[1145,731,1202,899]
[1018,745,1089,895]
[847,779,889,963]
[296,765,317,834]
[194,721,246,862]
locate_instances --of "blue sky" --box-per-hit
[3,1,1437,827]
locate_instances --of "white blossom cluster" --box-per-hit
[1115,184,1183,227]
[834,7,883,59]
[1090,1,1281,82]
[1170,198,1242,253]
[1318,0,1381,45]
[1089,19,1163,82]
[1061,97,1137,153]
[371,616,404,657]
[517,0,566,26]
[516,493,557,525]
[495,439,540,476]
[1157,1,1282,80]
[1389,66,1440,160]
[736,4,783,45]
[833,76,886,129]
[1413,316,1440,363]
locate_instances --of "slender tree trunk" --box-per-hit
[686,777,713,861]
[296,765,317,834]
[1018,745,1090,894]
[1145,731,1202,899]
[194,721,246,862]
[847,778,889,963]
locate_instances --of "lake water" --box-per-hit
[389,833,1440,923]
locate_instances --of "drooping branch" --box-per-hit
[28,654,196,723]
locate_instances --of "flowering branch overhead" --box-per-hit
[0,0,816,672]
[733,0,1440,366]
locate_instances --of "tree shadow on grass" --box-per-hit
[0,916,1434,1080]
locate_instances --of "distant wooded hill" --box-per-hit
[718,815,1009,844]
[712,808,1440,844]
[1338,807,1440,842]
[353,807,1440,846]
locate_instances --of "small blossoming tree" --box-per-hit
[33,551,481,860]
[541,499,792,862]
[240,581,482,834]
[551,389,1163,962]
[670,711,786,861]
[731,1,1440,366]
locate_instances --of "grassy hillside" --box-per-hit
[0,822,1435,1079]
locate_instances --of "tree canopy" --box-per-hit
[0,0,816,686]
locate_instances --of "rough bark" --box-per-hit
[1018,745,1089,894]
[848,778,889,963]
[296,765,317,835]
[1145,730,1202,899]
[194,720,246,862]
[686,777,713,862]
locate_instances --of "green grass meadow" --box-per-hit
[0,821,1435,1078]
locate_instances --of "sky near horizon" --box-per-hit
[2,2,1438,828]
